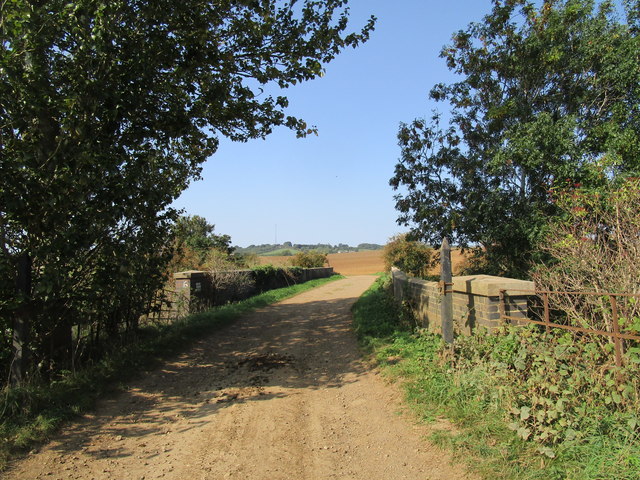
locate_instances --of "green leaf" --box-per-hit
[539,446,556,458]
[517,427,531,440]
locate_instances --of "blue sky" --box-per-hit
[172,0,502,248]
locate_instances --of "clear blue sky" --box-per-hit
[172,0,501,248]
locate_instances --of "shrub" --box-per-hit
[452,325,640,457]
[382,234,436,278]
[532,178,640,350]
[291,250,327,268]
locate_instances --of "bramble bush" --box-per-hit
[533,178,640,351]
[452,325,640,458]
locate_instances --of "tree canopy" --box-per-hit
[390,0,640,277]
[0,0,374,382]
[174,215,233,255]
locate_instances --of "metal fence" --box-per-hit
[499,289,640,367]
[140,287,191,326]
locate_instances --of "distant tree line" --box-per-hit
[235,242,383,256]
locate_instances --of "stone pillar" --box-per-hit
[173,271,197,317]
[451,275,534,332]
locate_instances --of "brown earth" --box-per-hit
[260,249,468,276]
[257,250,386,275]
[6,276,476,480]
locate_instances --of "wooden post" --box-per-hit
[543,292,551,333]
[610,295,623,368]
[440,238,454,344]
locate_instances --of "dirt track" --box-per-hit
[7,276,474,480]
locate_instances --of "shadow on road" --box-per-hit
[44,289,373,459]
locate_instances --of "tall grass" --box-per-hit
[351,274,640,480]
[0,274,343,469]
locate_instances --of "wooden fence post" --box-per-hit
[440,238,454,344]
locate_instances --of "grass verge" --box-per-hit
[351,274,640,480]
[0,274,343,469]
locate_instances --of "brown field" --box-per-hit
[258,249,468,276]
[257,250,384,275]
[327,250,386,275]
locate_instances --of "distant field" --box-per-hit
[258,250,384,275]
[261,248,301,256]
[327,250,386,275]
[258,249,468,276]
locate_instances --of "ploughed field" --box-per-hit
[259,249,467,276]
[258,250,385,275]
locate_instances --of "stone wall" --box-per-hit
[391,268,534,335]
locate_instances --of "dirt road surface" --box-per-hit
[7,276,475,480]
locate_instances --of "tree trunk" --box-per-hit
[11,253,32,385]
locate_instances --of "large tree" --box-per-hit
[390,0,640,278]
[0,0,374,382]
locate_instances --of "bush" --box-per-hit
[532,178,640,350]
[382,234,436,278]
[291,250,327,268]
[452,325,640,458]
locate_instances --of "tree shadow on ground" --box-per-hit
[43,293,371,460]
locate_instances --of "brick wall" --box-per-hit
[391,268,533,335]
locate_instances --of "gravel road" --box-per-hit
[7,276,475,480]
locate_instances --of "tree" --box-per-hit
[390,0,640,278]
[173,214,233,261]
[1,0,374,382]
[169,215,235,271]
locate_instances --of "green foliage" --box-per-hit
[0,274,342,468]
[382,234,435,278]
[262,248,301,256]
[250,264,302,292]
[1,0,374,383]
[453,326,640,455]
[169,215,236,271]
[351,274,406,342]
[351,278,640,479]
[174,215,233,255]
[390,0,640,278]
[291,250,327,268]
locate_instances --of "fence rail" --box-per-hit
[499,289,640,367]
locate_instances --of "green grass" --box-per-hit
[0,274,343,469]
[351,274,640,480]
[260,248,301,256]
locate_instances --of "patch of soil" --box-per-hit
[237,352,296,372]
